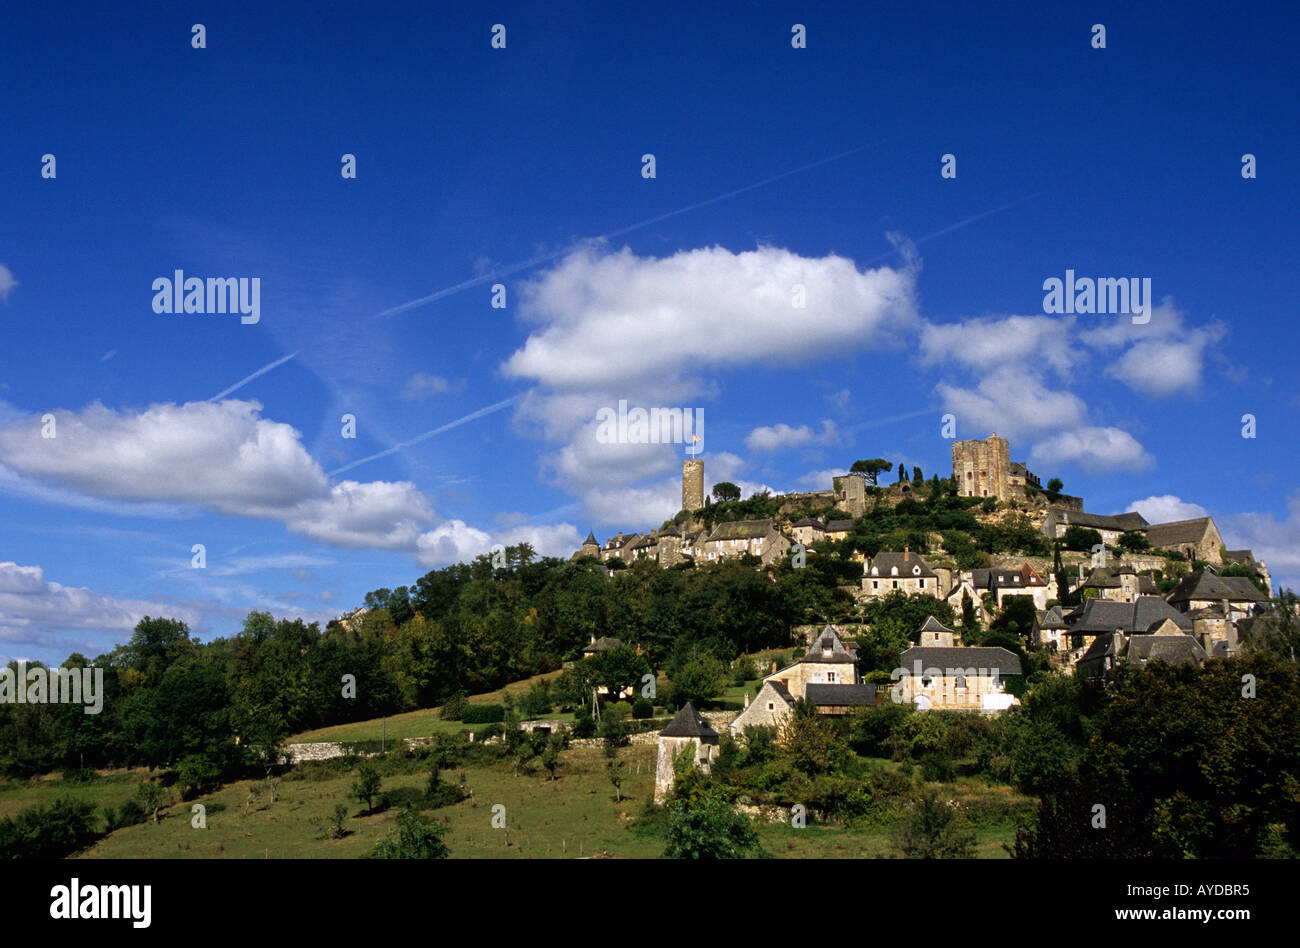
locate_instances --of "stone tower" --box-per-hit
[682,458,704,511]
[654,702,719,804]
[952,433,1011,501]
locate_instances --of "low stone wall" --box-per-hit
[282,742,349,763]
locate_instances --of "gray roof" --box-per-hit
[1067,596,1193,634]
[1081,567,1159,594]
[660,701,719,740]
[1049,508,1148,532]
[1037,606,1068,629]
[866,552,936,579]
[1167,571,1267,606]
[973,564,1046,589]
[802,627,858,664]
[1080,631,1207,677]
[898,646,1023,676]
[706,519,773,541]
[1144,517,1216,549]
[825,519,854,533]
[805,683,877,706]
[918,615,955,635]
[792,517,825,529]
[583,530,598,546]
[582,636,623,653]
[1224,549,1257,566]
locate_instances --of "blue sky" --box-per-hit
[2,1,1297,663]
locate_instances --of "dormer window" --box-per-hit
[912,565,921,575]
[890,567,899,576]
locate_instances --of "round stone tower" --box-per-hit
[682,458,704,511]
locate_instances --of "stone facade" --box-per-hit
[952,433,1013,501]
[682,459,704,512]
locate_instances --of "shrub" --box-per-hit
[631,697,654,719]
[439,692,469,721]
[61,767,97,785]
[460,704,505,724]
[0,798,100,859]
[372,806,449,859]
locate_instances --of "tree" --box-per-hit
[351,762,382,814]
[960,589,978,632]
[780,700,851,776]
[541,734,563,781]
[137,781,169,824]
[912,466,924,486]
[669,648,729,705]
[607,759,624,801]
[1062,526,1103,552]
[1045,478,1064,502]
[711,482,741,502]
[990,595,1038,643]
[850,458,893,486]
[664,789,762,859]
[894,790,976,858]
[1118,531,1150,553]
[372,806,449,859]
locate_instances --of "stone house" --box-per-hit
[1061,595,1193,663]
[831,474,867,517]
[790,517,826,546]
[1035,606,1069,652]
[1224,549,1272,596]
[894,636,1022,712]
[824,519,854,543]
[701,519,791,564]
[629,532,659,562]
[944,577,985,623]
[861,550,942,600]
[917,615,958,647]
[1077,619,1208,683]
[970,563,1050,609]
[1166,570,1268,621]
[1040,508,1148,545]
[1080,565,1158,603]
[1143,517,1225,565]
[654,702,719,804]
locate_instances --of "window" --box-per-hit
[872,581,879,590]
[892,580,899,589]
[955,675,967,688]
[890,566,898,576]
[767,702,775,711]
[827,671,837,683]
[919,579,926,589]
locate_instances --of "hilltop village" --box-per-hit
[572,434,1275,690]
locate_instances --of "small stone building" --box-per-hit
[654,702,719,804]
[861,550,942,600]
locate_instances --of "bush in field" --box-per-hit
[371,806,449,859]
[632,697,654,719]
[460,704,505,724]
[0,798,100,859]
[439,692,468,721]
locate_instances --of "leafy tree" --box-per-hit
[781,700,851,776]
[1062,526,1103,552]
[912,466,923,486]
[862,590,957,647]
[541,734,563,781]
[669,648,729,705]
[0,797,100,859]
[372,806,449,859]
[351,763,382,814]
[894,790,976,858]
[607,759,624,801]
[1118,531,1150,552]
[960,589,978,632]
[1045,478,1064,502]
[712,482,742,502]
[137,781,170,824]
[990,595,1038,643]
[663,789,762,859]
[850,458,893,486]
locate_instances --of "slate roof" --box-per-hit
[1224,549,1258,567]
[1049,508,1148,532]
[792,517,825,529]
[630,533,658,549]
[898,646,1023,676]
[825,519,854,533]
[1081,567,1159,594]
[706,519,773,541]
[805,683,877,706]
[1036,606,1068,630]
[582,636,623,654]
[583,531,598,546]
[918,615,955,635]
[866,552,937,578]
[1081,631,1207,675]
[1066,596,1193,634]
[1144,517,1217,549]
[660,701,719,740]
[1167,571,1267,606]
[973,563,1046,589]
[802,627,858,664]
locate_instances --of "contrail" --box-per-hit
[208,352,299,402]
[374,145,876,320]
[861,194,1041,268]
[327,394,522,476]
[841,407,936,437]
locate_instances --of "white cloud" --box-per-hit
[935,368,1088,442]
[1080,301,1227,398]
[1029,426,1153,473]
[504,244,917,392]
[920,314,1078,375]
[0,561,202,653]
[745,420,838,453]
[500,244,917,522]
[1123,494,1209,524]
[0,264,17,303]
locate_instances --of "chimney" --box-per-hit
[743,692,750,709]
[904,547,910,561]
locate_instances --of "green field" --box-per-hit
[5,742,1021,859]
